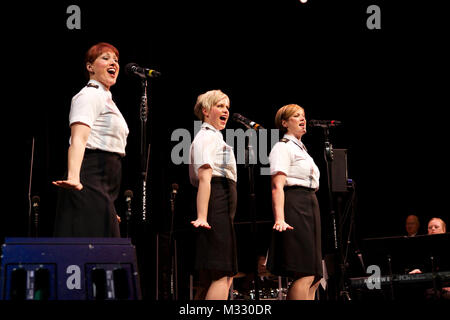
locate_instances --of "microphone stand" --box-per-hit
[244,129,260,300]
[134,76,152,299]
[27,137,35,237]
[32,197,40,237]
[323,127,337,250]
[125,198,132,238]
[387,255,395,300]
[139,78,150,224]
[169,187,178,300]
[320,126,351,300]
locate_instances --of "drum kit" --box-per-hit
[188,269,289,300]
[231,270,289,300]
[188,258,290,300]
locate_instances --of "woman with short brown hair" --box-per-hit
[267,104,323,300]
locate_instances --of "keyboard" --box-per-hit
[349,271,450,289]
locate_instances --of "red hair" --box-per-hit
[85,42,119,64]
[84,42,119,78]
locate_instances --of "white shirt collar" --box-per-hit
[284,133,305,149]
[88,79,113,100]
[88,79,108,91]
[202,122,219,133]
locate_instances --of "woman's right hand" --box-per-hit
[273,220,294,232]
[408,269,422,274]
[191,218,211,229]
[54,123,89,191]
[52,179,83,191]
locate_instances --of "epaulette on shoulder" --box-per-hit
[86,83,99,89]
[280,138,289,143]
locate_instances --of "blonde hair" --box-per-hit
[274,104,304,134]
[428,217,447,233]
[193,90,230,121]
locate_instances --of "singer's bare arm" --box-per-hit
[271,172,294,232]
[191,165,212,229]
[52,122,90,190]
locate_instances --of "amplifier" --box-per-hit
[331,149,349,192]
[0,237,141,300]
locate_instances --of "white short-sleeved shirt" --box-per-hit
[189,122,237,187]
[269,134,320,190]
[69,80,129,156]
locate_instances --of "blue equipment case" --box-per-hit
[0,237,141,300]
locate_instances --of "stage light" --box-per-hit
[299,0,308,3]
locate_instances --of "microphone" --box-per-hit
[32,196,40,237]
[32,195,40,208]
[124,190,133,236]
[308,119,342,128]
[171,183,179,200]
[125,62,161,79]
[124,190,133,204]
[232,113,264,130]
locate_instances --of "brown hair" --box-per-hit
[274,104,304,134]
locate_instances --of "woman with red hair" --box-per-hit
[53,42,129,237]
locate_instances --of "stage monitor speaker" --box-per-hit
[331,149,349,193]
[0,237,141,300]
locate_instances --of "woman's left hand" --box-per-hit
[52,179,83,190]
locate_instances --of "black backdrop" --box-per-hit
[1,0,448,300]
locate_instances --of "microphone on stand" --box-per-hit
[32,196,40,237]
[171,183,179,200]
[232,113,264,130]
[169,183,179,300]
[308,119,342,128]
[124,63,157,223]
[124,189,133,205]
[125,62,161,79]
[170,183,179,227]
[124,190,133,238]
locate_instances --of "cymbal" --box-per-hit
[258,271,273,277]
[233,272,247,279]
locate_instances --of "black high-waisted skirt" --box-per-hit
[54,149,122,237]
[267,186,322,279]
[194,177,238,276]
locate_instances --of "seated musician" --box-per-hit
[408,217,449,300]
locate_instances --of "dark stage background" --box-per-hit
[1,0,448,300]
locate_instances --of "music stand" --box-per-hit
[362,233,449,274]
[360,233,450,300]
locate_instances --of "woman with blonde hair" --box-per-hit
[189,89,238,299]
[427,217,446,234]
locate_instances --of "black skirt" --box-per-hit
[54,149,122,237]
[267,186,322,279]
[194,177,238,276]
